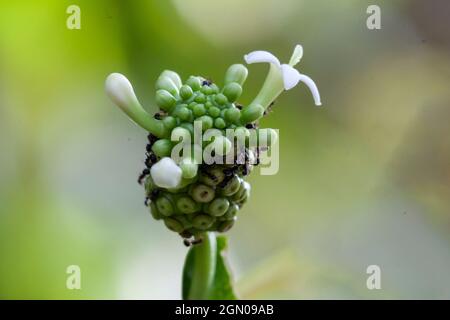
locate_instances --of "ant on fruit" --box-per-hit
[138,168,150,185]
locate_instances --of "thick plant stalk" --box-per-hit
[188,232,217,300]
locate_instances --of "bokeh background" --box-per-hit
[1,0,450,299]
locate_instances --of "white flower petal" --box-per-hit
[150,157,182,189]
[280,64,301,90]
[297,73,322,106]
[288,44,303,66]
[105,73,138,110]
[244,50,281,67]
[280,65,322,106]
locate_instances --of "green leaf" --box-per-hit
[182,234,237,300]
[208,235,238,300]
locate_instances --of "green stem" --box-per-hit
[188,232,217,300]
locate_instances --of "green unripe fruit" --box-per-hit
[191,184,215,203]
[208,106,221,118]
[200,167,225,186]
[180,158,198,179]
[186,76,202,91]
[208,198,230,217]
[152,139,172,157]
[218,219,235,233]
[164,217,184,232]
[145,176,155,194]
[149,202,162,220]
[214,117,226,129]
[194,93,206,103]
[156,196,175,216]
[224,64,248,86]
[214,93,228,106]
[196,115,213,131]
[156,76,179,96]
[175,215,193,229]
[176,196,199,214]
[222,203,239,220]
[221,176,241,196]
[173,105,191,121]
[162,116,177,131]
[201,85,213,95]
[193,104,206,117]
[180,85,194,100]
[224,108,240,124]
[222,82,242,102]
[155,89,176,111]
[207,136,232,156]
[192,214,214,230]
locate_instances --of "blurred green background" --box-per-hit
[1,0,450,299]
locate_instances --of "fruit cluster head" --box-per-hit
[139,67,269,242]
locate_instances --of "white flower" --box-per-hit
[150,157,182,189]
[244,45,321,106]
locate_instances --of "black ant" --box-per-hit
[145,153,157,168]
[147,134,158,145]
[264,100,276,116]
[149,189,160,201]
[144,197,150,206]
[138,168,150,185]
[202,79,212,86]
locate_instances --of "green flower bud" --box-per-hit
[200,167,225,186]
[180,84,194,100]
[173,105,191,121]
[208,106,221,118]
[149,201,162,220]
[188,101,197,110]
[162,116,177,131]
[192,214,214,230]
[164,217,184,232]
[214,93,228,106]
[217,219,235,233]
[176,196,199,214]
[179,122,194,136]
[180,158,198,179]
[196,115,213,132]
[240,104,264,123]
[152,139,173,157]
[214,117,226,129]
[194,93,206,103]
[224,108,240,124]
[224,64,248,86]
[156,196,175,216]
[201,85,213,95]
[205,101,213,109]
[156,76,179,96]
[193,104,206,117]
[210,83,219,94]
[155,89,176,112]
[220,175,241,196]
[222,82,242,102]
[190,184,215,203]
[186,76,202,91]
[208,198,229,217]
